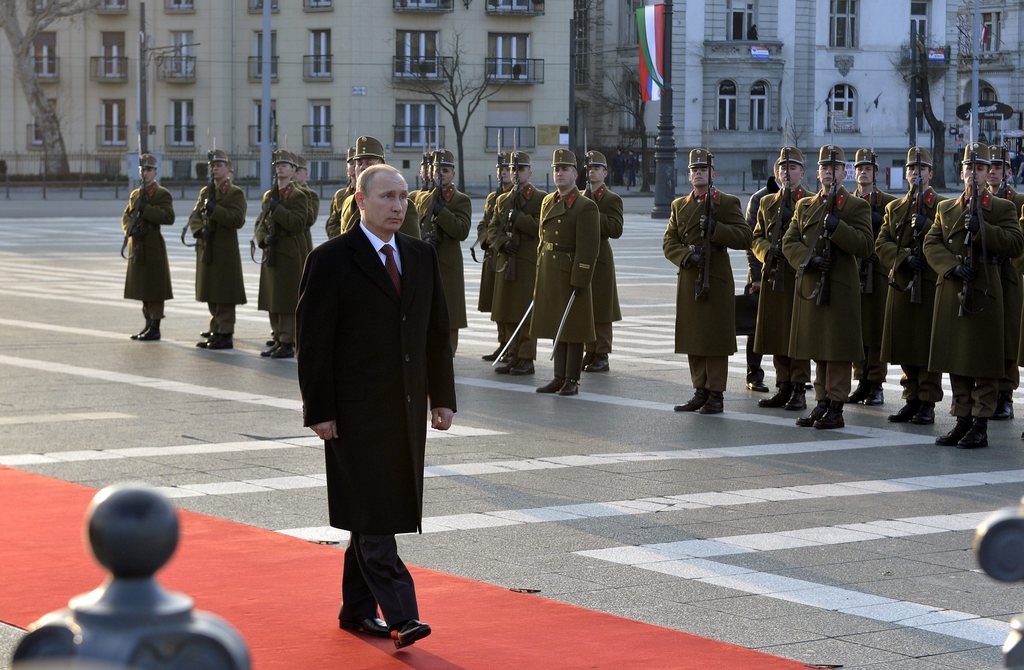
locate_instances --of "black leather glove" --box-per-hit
[193,227,207,240]
[807,255,832,272]
[502,240,519,255]
[432,188,445,215]
[205,197,216,214]
[863,253,879,265]
[911,213,928,232]
[871,208,883,228]
[268,193,279,212]
[135,201,146,216]
[686,247,705,268]
[764,246,782,265]
[967,211,981,235]
[480,239,491,252]
[904,254,928,272]
[508,209,520,226]
[780,206,794,225]
[824,212,840,234]
[950,264,976,282]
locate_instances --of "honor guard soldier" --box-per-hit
[324,146,356,239]
[121,153,174,341]
[783,145,874,429]
[752,147,811,410]
[988,144,1024,420]
[409,150,434,202]
[189,149,247,350]
[742,173,779,393]
[532,149,601,396]
[581,150,623,373]
[324,136,419,240]
[478,152,513,361]
[413,149,472,353]
[924,143,1024,448]
[254,150,311,359]
[850,149,897,405]
[487,150,547,375]
[876,148,945,424]
[664,148,751,414]
[293,154,319,259]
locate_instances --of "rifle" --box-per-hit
[251,181,279,266]
[859,150,879,295]
[766,147,793,291]
[497,132,521,281]
[801,147,839,306]
[694,152,716,300]
[958,145,986,317]
[421,154,445,249]
[120,180,148,264]
[898,147,929,305]
[582,129,592,198]
[472,131,505,264]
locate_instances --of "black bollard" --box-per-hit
[13,483,250,670]
[974,497,1024,668]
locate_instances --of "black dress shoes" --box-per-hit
[674,389,708,412]
[340,617,390,638]
[993,392,1014,420]
[481,345,505,362]
[270,342,295,358]
[888,400,920,423]
[583,354,610,373]
[391,619,431,649]
[557,379,580,396]
[746,380,769,393]
[494,357,518,374]
[536,377,564,394]
[507,358,535,375]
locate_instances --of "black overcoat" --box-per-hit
[296,227,457,535]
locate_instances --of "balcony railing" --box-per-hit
[484,126,536,151]
[303,124,333,149]
[303,55,333,81]
[248,56,278,82]
[303,0,332,9]
[393,125,445,149]
[248,0,278,12]
[164,0,195,12]
[89,56,128,82]
[485,0,544,16]
[26,124,44,149]
[34,57,59,81]
[97,124,127,147]
[164,125,195,147]
[97,0,128,13]
[392,55,453,79]
[484,58,543,84]
[156,55,196,82]
[392,0,453,11]
[248,124,279,147]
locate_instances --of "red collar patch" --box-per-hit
[557,191,578,207]
[793,187,804,200]
[925,190,935,206]
[145,183,157,196]
[595,185,606,201]
[836,193,846,209]
[219,180,231,193]
[443,184,455,201]
[279,184,293,199]
[522,184,534,199]
[982,193,991,208]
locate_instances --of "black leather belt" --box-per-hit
[543,242,574,252]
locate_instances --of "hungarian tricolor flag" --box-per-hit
[637,4,665,102]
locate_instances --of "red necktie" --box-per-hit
[381,243,401,295]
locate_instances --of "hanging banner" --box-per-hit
[637,4,665,102]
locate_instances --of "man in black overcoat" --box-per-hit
[296,164,457,650]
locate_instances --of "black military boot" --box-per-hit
[205,333,233,350]
[784,387,807,411]
[130,320,152,340]
[847,380,870,404]
[508,358,535,376]
[557,379,580,396]
[674,389,708,412]
[494,357,518,374]
[992,392,1014,420]
[536,377,564,394]
[698,391,724,415]
[865,383,884,406]
[581,351,596,369]
[910,401,935,425]
[137,319,161,341]
[814,401,845,429]
[260,342,278,357]
[796,400,828,427]
[482,345,505,362]
[270,342,294,358]
[584,354,610,373]
[935,416,973,446]
[200,330,213,338]
[888,399,920,423]
[957,418,989,449]
[757,383,793,408]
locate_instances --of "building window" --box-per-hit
[251,31,278,80]
[573,0,590,85]
[100,99,126,146]
[251,100,277,146]
[620,0,641,47]
[488,32,530,79]
[750,80,768,131]
[717,81,737,130]
[308,159,330,181]
[827,84,857,132]
[307,101,332,148]
[30,98,57,146]
[395,30,438,76]
[100,31,125,78]
[33,32,57,78]
[981,12,999,52]
[307,29,332,78]
[395,102,439,148]
[728,0,755,41]
[829,0,857,48]
[979,81,998,141]
[910,1,928,39]
[168,99,194,146]
[162,31,195,78]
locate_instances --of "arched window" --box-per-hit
[750,80,769,131]
[718,80,737,130]
[827,83,856,133]
[979,81,998,141]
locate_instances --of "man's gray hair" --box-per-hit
[357,164,406,195]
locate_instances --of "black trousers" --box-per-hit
[339,532,419,629]
[746,338,764,384]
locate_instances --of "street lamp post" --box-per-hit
[650,0,675,219]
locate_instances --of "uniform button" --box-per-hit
[406,395,411,403]
[404,354,410,362]
[402,315,407,321]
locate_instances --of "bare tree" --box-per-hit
[393,33,505,192]
[892,38,950,188]
[591,68,651,192]
[0,0,99,176]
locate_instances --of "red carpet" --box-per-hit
[0,468,807,669]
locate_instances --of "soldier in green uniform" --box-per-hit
[849,148,897,405]
[188,149,247,350]
[293,154,319,259]
[121,153,174,341]
[876,148,946,425]
[663,148,752,414]
[478,153,512,361]
[783,145,874,429]
[987,144,1024,420]
[751,147,811,411]
[581,150,623,374]
[253,150,311,359]
[324,136,419,240]
[409,151,434,203]
[924,143,1024,448]
[413,149,472,353]
[324,146,356,240]
[487,151,547,376]
[532,149,601,396]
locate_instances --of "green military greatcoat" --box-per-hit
[586,184,624,324]
[300,184,320,258]
[751,185,807,355]
[782,185,874,361]
[487,184,547,324]
[530,189,601,343]
[414,184,472,329]
[663,188,751,355]
[994,188,1024,371]
[857,188,898,348]
[122,182,174,302]
[188,180,247,305]
[324,183,354,239]
[924,192,1024,378]
[875,186,944,367]
[254,181,310,313]
[476,189,505,313]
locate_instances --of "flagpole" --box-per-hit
[651,0,675,219]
